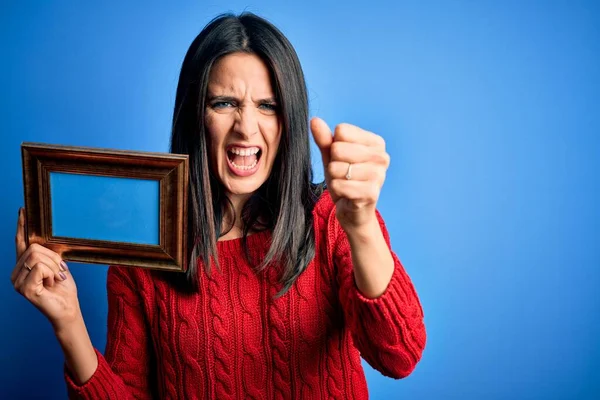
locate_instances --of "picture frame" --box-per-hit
[21,142,189,272]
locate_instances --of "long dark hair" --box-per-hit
[169,12,324,295]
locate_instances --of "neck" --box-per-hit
[228,192,251,223]
[219,192,251,241]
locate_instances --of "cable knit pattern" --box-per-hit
[176,282,204,398]
[207,263,234,399]
[232,247,265,399]
[267,266,292,400]
[64,190,426,399]
[155,274,178,398]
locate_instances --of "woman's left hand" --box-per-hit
[311,117,390,233]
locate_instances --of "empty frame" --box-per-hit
[21,143,189,272]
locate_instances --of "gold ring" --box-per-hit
[345,163,353,180]
[24,262,32,272]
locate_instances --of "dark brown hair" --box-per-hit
[169,12,324,295]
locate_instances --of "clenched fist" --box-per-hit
[311,117,390,232]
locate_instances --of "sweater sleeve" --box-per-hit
[330,209,427,379]
[64,266,156,399]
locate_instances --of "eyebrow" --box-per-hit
[206,94,277,104]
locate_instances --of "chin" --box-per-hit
[223,175,267,198]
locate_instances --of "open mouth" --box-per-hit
[226,146,262,172]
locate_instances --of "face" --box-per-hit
[205,52,282,207]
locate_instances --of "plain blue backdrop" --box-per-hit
[1,1,599,399]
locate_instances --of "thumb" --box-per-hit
[310,117,333,168]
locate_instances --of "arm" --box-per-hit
[344,215,394,299]
[56,318,97,387]
[64,266,156,399]
[310,118,426,377]
[333,210,426,379]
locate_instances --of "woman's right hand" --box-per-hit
[11,207,81,332]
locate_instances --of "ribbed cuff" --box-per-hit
[348,256,426,376]
[64,348,122,399]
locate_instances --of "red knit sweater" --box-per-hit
[64,191,426,399]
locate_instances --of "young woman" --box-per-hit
[11,12,426,399]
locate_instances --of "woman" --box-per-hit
[11,12,425,399]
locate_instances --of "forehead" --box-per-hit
[208,52,274,95]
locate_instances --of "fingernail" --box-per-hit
[60,261,68,271]
[59,272,67,280]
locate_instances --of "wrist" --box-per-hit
[342,215,381,244]
[52,310,85,340]
[53,312,97,385]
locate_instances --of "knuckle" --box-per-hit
[22,285,36,298]
[33,261,47,271]
[330,142,344,160]
[369,182,379,197]
[384,152,391,166]
[334,123,350,135]
[28,254,42,267]
[336,123,358,142]
[334,132,346,143]
[374,151,389,165]
[48,252,60,264]
[329,179,341,193]
[326,163,337,177]
[29,262,41,274]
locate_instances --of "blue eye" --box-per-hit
[259,103,278,111]
[212,101,234,109]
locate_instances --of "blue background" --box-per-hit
[1,1,599,399]
[50,172,160,245]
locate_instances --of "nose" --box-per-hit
[233,105,259,139]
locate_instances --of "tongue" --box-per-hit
[232,154,258,166]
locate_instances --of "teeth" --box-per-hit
[229,147,259,156]
[231,159,258,170]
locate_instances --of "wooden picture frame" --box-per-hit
[21,142,189,272]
